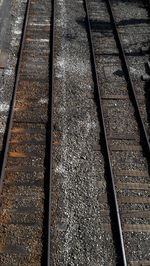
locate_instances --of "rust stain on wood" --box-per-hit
[9,152,27,158]
[11,128,25,133]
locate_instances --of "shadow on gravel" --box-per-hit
[77,17,149,31]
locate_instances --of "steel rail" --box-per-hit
[83,0,127,265]
[0,0,31,193]
[106,0,150,155]
[47,0,55,264]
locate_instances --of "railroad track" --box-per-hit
[84,0,150,265]
[0,0,54,264]
[0,0,150,265]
